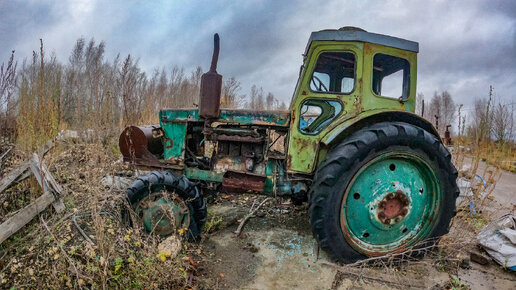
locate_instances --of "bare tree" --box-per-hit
[415,93,424,117]
[249,85,258,109]
[492,101,514,144]
[441,91,456,132]
[117,54,143,125]
[427,91,456,135]
[427,92,442,131]
[221,77,241,108]
[468,87,494,143]
[264,92,275,110]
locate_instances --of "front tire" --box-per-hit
[309,122,459,263]
[125,171,207,241]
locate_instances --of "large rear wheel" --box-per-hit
[309,122,459,263]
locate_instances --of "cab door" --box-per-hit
[287,42,363,173]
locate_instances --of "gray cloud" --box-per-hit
[0,0,514,110]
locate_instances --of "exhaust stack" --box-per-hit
[199,33,222,119]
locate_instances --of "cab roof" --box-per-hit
[305,27,419,55]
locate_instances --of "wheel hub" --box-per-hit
[377,190,409,225]
[340,152,441,256]
[138,193,190,236]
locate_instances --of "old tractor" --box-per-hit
[120,27,458,263]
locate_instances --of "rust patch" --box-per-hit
[216,134,264,143]
[221,170,266,193]
[164,137,174,149]
[377,190,409,225]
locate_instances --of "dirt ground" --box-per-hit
[196,196,515,289]
[193,162,516,289]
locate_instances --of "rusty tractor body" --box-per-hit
[121,28,459,263]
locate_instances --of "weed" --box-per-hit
[205,210,223,233]
[445,275,470,290]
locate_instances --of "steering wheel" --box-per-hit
[311,75,329,92]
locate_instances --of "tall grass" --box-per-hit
[0,38,285,152]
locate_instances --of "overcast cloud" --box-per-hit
[1,0,515,110]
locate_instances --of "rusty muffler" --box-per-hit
[119,125,164,165]
[199,33,222,119]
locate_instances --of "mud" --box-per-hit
[198,188,516,289]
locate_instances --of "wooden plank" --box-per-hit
[14,169,31,183]
[39,156,63,193]
[0,140,61,245]
[0,168,31,206]
[322,262,426,288]
[0,140,53,194]
[0,160,31,194]
[0,146,13,163]
[0,191,55,244]
[30,154,64,213]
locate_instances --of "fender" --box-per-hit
[321,110,440,147]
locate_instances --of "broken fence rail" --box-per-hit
[0,141,64,245]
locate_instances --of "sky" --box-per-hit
[1,0,515,111]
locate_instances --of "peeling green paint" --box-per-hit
[160,108,290,127]
[161,121,187,162]
[185,168,224,183]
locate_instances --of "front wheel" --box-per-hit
[124,171,207,241]
[309,122,459,263]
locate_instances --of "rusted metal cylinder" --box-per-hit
[199,33,222,119]
[119,125,164,160]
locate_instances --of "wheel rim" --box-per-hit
[340,152,441,256]
[135,191,190,236]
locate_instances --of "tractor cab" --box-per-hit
[287,27,420,173]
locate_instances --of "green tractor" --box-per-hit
[120,27,459,263]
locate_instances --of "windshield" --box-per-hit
[310,51,356,94]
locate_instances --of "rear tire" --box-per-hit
[125,171,207,241]
[309,122,459,263]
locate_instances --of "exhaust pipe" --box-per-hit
[199,33,223,119]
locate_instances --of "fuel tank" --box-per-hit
[119,125,164,162]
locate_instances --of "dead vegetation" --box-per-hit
[0,141,198,288]
[0,39,287,153]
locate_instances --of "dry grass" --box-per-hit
[0,140,199,289]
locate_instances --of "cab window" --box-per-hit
[310,52,355,94]
[372,54,410,100]
[299,99,342,134]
